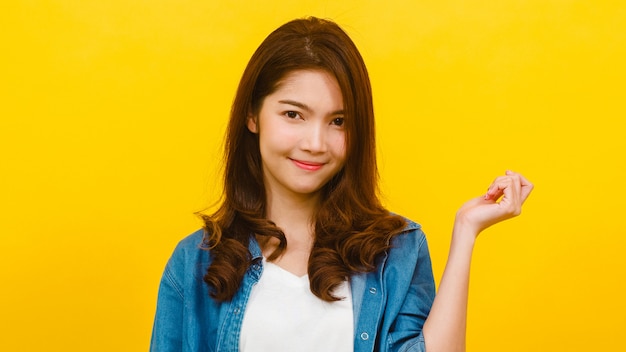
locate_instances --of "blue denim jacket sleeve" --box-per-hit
[151,230,219,352]
[150,263,184,351]
[384,229,435,352]
[150,238,189,351]
[352,221,435,352]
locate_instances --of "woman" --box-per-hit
[150,17,533,352]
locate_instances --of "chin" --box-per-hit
[291,183,326,196]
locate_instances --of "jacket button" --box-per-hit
[234,307,241,314]
[252,264,260,271]
[369,287,377,294]
[360,332,369,340]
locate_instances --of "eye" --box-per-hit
[285,111,299,119]
[331,117,345,126]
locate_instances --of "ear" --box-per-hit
[247,114,258,133]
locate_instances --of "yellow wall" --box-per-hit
[1,1,624,351]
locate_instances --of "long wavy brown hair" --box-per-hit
[199,17,407,302]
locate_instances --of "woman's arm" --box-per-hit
[150,264,185,352]
[422,170,533,352]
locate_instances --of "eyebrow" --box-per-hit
[278,99,344,115]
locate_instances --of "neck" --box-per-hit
[262,190,319,276]
[266,190,319,241]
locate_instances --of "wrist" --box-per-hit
[451,219,479,247]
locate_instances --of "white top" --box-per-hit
[240,258,354,352]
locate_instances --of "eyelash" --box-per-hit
[283,111,344,127]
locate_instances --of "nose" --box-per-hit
[301,122,326,153]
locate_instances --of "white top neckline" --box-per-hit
[239,258,354,352]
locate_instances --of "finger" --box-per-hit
[497,177,518,201]
[518,174,534,202]
[500,177,521,205]
[485,175,517,201]
[506,170,534,203]
[484,184,504,201]
[494,178,523,217]
[488,176,523,215]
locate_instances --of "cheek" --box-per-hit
[331,132,347,160]
[259,123,298,152]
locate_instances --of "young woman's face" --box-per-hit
[247,69,346,201]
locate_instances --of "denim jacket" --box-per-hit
[150,219,435,352]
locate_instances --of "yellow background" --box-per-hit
[1,1,625,351]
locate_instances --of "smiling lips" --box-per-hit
[290,158,325,171]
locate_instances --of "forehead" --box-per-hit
[271,69,344,103]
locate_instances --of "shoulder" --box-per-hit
[169,229,206,260]
[401,217,422,232]
[390,216,427,248]
[382,216,434,291]
[175,228,206,251]
[165,229,211,282]
[384,215,431,269]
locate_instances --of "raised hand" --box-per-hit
[455,170,534,236]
